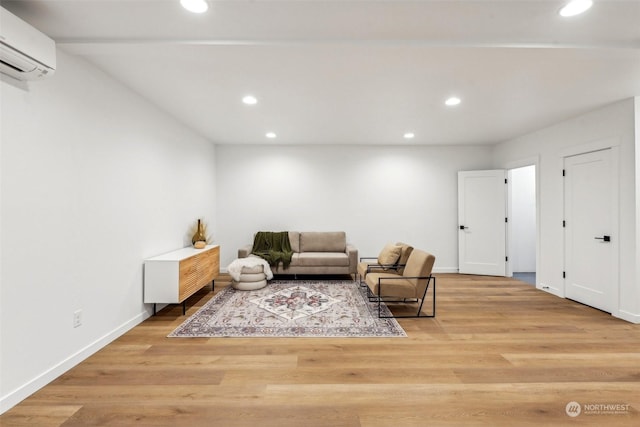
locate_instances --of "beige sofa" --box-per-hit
[238,231,358,275]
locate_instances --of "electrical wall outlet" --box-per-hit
[73,309,82,328]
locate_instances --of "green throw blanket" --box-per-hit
[251,231,294,269]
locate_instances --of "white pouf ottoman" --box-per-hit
[232,264,268,290]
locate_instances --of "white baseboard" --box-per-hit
[432,267,459,274]
[0,310,151,414]
[614,309,640,324]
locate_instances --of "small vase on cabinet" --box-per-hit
[191,219,206,247]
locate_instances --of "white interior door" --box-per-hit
[564,149,617,313]
[458,170,507,276]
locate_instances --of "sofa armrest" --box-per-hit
[346,244,358,273]
[238,244,253,258]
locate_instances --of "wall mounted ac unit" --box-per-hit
[0,7,56,81]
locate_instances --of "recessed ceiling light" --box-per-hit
[559,0,593,17]
[266,132,277,139]
[445,97,461,106]
[242,95,258,105]
[180,0,209,14]
[403,132,415,139]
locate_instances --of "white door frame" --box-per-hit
[505,156,540,281]
[560,138,620,315]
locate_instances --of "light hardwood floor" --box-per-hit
[2,274,639,426]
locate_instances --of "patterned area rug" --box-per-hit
[168,280,406,338]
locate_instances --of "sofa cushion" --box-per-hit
[378,243,402,269]
[404,249,436,278]
[366,273,417,298]
[395,242,414,274]
[297,252,350,267]
[300,232,346,252]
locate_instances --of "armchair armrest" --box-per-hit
[359,257,404,273]
[367,263,405,273]
[378,275,432,281]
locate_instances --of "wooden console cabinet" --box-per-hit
[144,245,220,315]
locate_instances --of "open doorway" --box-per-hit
[508,165,536,285]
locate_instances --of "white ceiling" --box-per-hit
[4,0,640,145]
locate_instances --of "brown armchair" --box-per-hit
[365,248,436,318]
[357,242,414,285]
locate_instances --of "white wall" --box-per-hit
[215,144,494,273]
[636,97,640,324]
[509,165,536,272]
[0,50,217,411]
[1,49,636,418]
[493,98,638,323]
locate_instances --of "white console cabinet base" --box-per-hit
[144,245,220,315]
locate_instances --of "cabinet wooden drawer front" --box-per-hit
[198,247,220,285]
[197,268,214,287]
[179,258,199,301]
[179,257,197,275]
[179,274,199,301]
[180,277,200,301]
[198,255,216,280]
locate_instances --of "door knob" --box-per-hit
[594,235,611,242]
[459,225,468,230]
